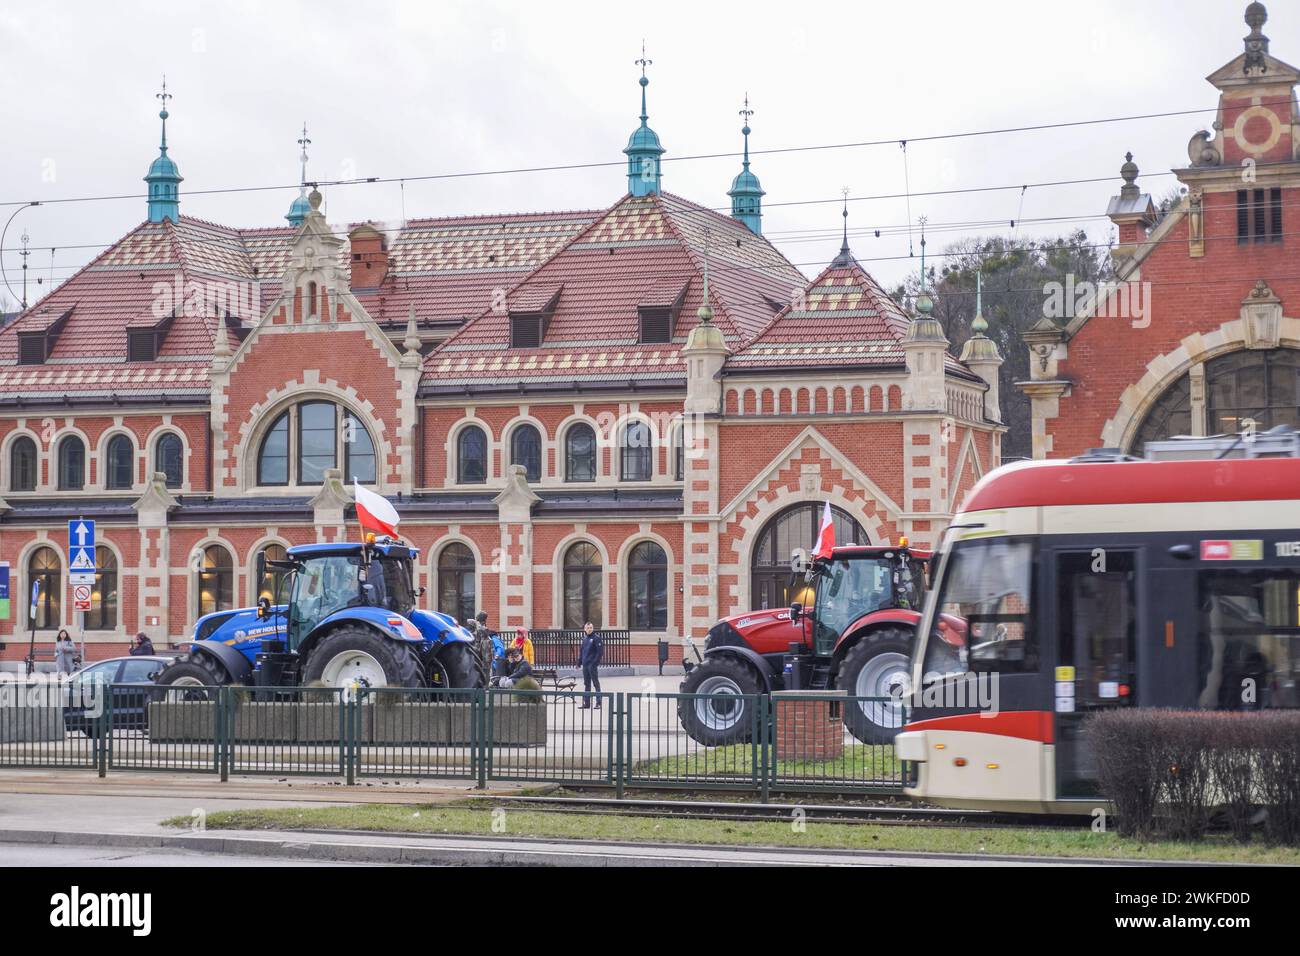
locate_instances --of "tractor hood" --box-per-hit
[407,608,475,647]
[709,606,811,656]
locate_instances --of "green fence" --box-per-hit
[0,680,908,797]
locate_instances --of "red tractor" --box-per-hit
[679,542,929,746]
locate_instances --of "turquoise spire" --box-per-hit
[144,77,182,223]
[286,122,312,227]
[728,94,764,235]
[623,43,665,196]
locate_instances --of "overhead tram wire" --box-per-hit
[3,96,1295,211]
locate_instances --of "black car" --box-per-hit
[64,656,171,735]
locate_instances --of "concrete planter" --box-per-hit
[491,700,548,747]
[147,701,215,742]
[144,698,547,748]
[0,706,65,742]
[296,702,356,744]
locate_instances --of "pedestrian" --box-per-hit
[54,629,77,676]
[513,626,535,666]
[497,645,533,688]
[130,632,155,656]
[578,621,604,709]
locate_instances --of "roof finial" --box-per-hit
[298,122,311,186]
[1244,3,1270,73]
[739,93,754,169]
[636,40,652,124]
[156,75,172,153]
[286,123,314,227]
[697,228,714,324]
[972,270,988,333]
[830,187,854,267]
[915,216,934,315]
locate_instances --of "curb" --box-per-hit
[0,827,756,867]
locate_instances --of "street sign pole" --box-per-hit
[27,579,39,677]
[67,518,95,670]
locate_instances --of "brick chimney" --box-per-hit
[348,224,391,290]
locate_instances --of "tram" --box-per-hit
[897,430,1300,813]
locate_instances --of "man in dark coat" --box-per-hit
[578,622,604,709]
[129,632,155,656]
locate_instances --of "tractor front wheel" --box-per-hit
[836,629,913,744]
[677,657,760,747]
[429,642,482,690]
[303,627,423,690]
[151,655,230,702]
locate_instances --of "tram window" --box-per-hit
[1198,570,1300,710]
[1057,551,1136,706]
[923,540,1035,676]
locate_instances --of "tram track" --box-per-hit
[467,793,1091,830]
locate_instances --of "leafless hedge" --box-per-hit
[1088,710,1300,843]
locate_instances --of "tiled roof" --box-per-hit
[0,208,600,399]
[421,192,804,389]
[726,254,976,378]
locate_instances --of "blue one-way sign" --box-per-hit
[68,519,96,572]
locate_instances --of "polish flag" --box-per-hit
[354,481,401,539]
[813,501,836,560]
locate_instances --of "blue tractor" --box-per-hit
[154,540,480,692]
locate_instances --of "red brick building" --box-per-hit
[1022,2,1300,459]
[0,73,1002,665]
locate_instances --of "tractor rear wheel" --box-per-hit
[302,626,423,690]
[429,642,482,690]
[152,655,230,702]
[836,629,913,744]
[677,657,760,746]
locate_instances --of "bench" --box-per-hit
[22,647,78,676]
[531,668,576,692]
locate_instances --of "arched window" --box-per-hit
[27,547,61,630]
[565,423,596,482]
[1131,348,1300,451]
[258,412,290,485]
[255,402,379,486]
[563,542,603,628]
[58,436,85,491]
[9,436,36,491]
[437,543,477,624]
[457,426,487,484]
[86,548,118,630]
[255,543,289,604]
[510,424,542,482]
[156,433,184,488]
[1206,348,1299,434]
[627,541,668,631]
[620,421,652,481]
[298,401,336,482]
[751,503,866,611]
[343,412,376,484]
[105,435,134,490]
[197,545,234,617]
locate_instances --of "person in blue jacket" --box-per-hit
[578,621,604,709]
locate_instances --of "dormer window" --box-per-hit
[18,333,46,366]
[506,285,563,349]
[638,307,672,344]
[510,313,545,348]
[636,281,687,345]
[126,309,174,362]
[14,306,73,366]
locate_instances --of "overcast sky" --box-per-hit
[0,0,1284,312]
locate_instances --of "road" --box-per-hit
[0,842,358,866]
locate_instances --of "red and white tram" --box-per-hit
[898,443,1300,813]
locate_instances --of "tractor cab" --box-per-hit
[790,543,929,657]
[258,541,421,651]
